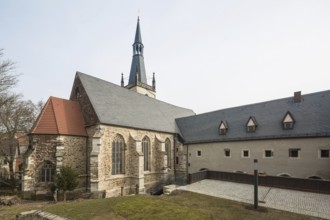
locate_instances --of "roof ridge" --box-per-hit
[76,71,195,112]
[181,90,330,119]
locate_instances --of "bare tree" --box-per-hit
[0,48,18,108]
[0,49,41,190]
[0,96,38,190]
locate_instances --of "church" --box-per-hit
[23,18,330,198]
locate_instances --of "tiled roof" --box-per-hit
[30,97,87,136]
[76,72,195,133]
[176,90,330,144]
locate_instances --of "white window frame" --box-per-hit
[242,149,250,158]
[264,150,274,158]
[289,148,300,159]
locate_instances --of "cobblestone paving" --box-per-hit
[178,179,330,219]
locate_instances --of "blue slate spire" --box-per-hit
[128,17,147,85]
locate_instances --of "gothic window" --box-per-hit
[112,135,125,175]
[282,111,295,130]
[165,138,171,168]
[142,136,150,171]
[75,87,81,99]
[218,120,228,135]
[40,161,55,182]
[246,116,258,132]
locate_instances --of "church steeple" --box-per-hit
[125,17,156,98]
[128,17,147,85]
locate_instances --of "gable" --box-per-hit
[283,112,294,123]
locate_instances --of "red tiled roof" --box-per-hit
[31,97,87,136]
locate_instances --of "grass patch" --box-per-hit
[0,190,323,220]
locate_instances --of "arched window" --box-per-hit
[165,139,171,168]
[40,161,55,182]
[75,87,81,99]
[142,136,150,171]
[112,135,125,175]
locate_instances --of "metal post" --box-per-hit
[254,159,258,209]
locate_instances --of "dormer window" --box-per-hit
[282,111,295,130]
[218,120,228,135]
[246,116,257,132]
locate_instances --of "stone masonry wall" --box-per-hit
[70,76,99,126]
[24,134,87,194]
[24,135,58,192]
[87,124,177,197]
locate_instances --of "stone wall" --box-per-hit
[24,135,58,192]
[70,76,99,126]
[24,134,87,194]
[87,124,178,197]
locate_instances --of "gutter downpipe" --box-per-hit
[186,144,189,184]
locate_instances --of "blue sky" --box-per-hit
[1,0,330,113]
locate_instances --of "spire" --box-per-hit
[121,73,124,87]
[128,17,147,85]
[134,17,142,44]
[152,72,156,90]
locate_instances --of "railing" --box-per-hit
[188,170,330,194]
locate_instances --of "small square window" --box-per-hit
[247,125,256,132]
[242,150,249,158]
[219,128,227,135]
[283,122,294,129]
[224,149,230,157]
[264,150,273,158]
[320,149,329,158]
[197,150,202,157]
[289,149,299,158]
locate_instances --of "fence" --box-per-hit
[188,170,330,194]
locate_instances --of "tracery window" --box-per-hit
[165,139,171,168]
[112,135,125,175]
[142,136,150,171]
[40,161,55,182]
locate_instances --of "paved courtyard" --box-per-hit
[178,179,330,219]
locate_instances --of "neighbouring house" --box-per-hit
[22,18,330,198]
[176,91,330,180]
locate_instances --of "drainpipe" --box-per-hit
[186,144,189,184]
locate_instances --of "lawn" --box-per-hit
[0,190,323,220]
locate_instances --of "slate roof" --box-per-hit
[30,97,87,136]
[77,72,195,133]
[176,90,330,144]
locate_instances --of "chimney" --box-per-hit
[294,91,301,103]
